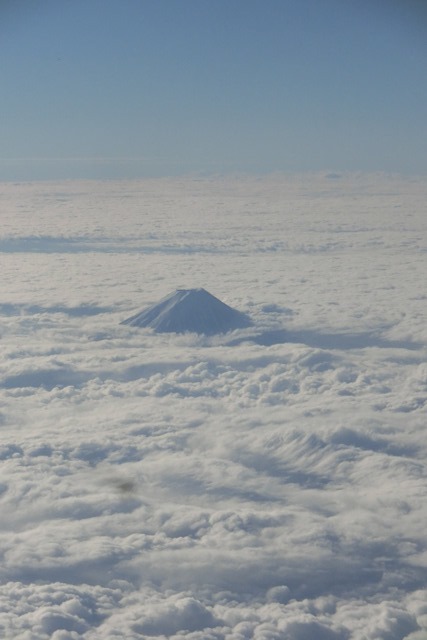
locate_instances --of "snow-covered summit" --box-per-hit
[121,288,251,335]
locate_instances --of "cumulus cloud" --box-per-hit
[0,174,426,638]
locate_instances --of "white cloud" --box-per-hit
[0,173,426,638]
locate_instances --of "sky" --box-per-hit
[1,0,427,180]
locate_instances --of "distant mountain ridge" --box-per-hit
[122,288,251,335]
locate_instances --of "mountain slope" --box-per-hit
[121,288,251,335]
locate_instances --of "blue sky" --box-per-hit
[1,0,426,180]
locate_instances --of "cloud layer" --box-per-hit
[0,173,426,638]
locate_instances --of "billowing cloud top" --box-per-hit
[0,174,426,639]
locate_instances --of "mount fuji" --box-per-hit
[121,288,252,335]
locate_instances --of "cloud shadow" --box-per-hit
[1,368,88,390]
[228,328,423,351]
[0,303,113,317]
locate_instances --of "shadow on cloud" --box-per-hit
[228,328,423,351]
[0,303,113,317]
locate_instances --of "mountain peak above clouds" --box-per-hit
[122,288,251,335]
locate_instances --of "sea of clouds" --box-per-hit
[0,173,426,639]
